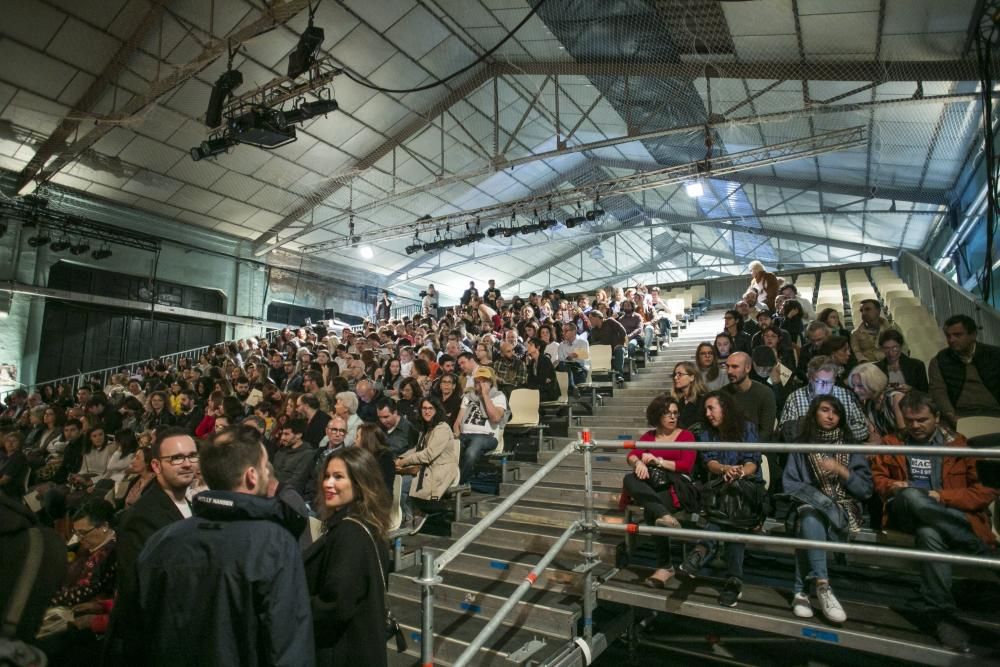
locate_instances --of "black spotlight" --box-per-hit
[405,244,422,255]
[586,207,605,221]
[539,218,557,230]
[287,24,325,79]
[27,230,51,248]
[205,68,244,128]
[190,135,236,161]
[91,244,113,260]
[487,227,500,238]
[49,235,71,252]
[565,216,586,229]
[70,239,90,255]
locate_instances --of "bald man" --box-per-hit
[722,351,776,441]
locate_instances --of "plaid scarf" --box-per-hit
[806,429,863,535]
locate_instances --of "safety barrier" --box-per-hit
[411,430,1000,666]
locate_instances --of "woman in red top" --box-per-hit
[622,394,697,588]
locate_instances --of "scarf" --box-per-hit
[806,429,862,535]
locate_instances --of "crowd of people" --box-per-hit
[0,264,997,663]
[622,260,999,652]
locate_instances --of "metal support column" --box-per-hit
[415,550,441,666]
[580,428,597,642]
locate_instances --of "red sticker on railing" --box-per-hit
[525,572,538,585]
[581,430,591,444]
[626,523,639,534]
[622,440,636,449]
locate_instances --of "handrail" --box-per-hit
[598,523,1000,569]
[588,439,1000,458]
[452,521,583,667]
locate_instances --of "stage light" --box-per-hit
[91,244,113,260]
[190,135,236,161]
[359,245,374,259]
[206,68,243,128]
[49,235,71,252]
[405,244,421,255]
[565,216,586,229]
[539,218,557,230]
[586,207,605,221]
[502,227,517,238]
[685,181,704,198]
[282,97,339,125]
[70,239,90,255]
[287,24,325,79]
[27,230,51,248]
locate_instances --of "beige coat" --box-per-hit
[397,422,459,501]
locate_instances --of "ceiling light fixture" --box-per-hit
[27,229,51,248]
[359,245,374,259]
[287,6,325,79]
[49,235,71,252]
[685,181,704,198]
[70,239,91,255]
[190,135,237,161]
[91,243,113,260]
[206,65,244,128]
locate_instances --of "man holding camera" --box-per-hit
[421,284,438,318]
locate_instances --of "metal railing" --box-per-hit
[898,251,1000,346]
[412,431,1000,666]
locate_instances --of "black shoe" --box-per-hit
[718,577,743,608]
[935,618,971,653]
[677,548,706,579]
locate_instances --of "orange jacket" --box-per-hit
[870,431,997,547]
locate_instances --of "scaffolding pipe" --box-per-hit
[434,441,578,574]
[597,523,1000,569]
[581,428,596,642]
[589,439,1000,458]
[452,521,583,667]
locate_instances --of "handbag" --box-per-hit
[345,517,407,653]
[700,476,765,530]
[645,465,670,491]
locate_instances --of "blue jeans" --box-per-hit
[888,487,985,612]
[656,318,671,338]
[698,521,747,579]
[459,433,498,483]
[793,506,830,593]
[611,345,625,376]
[399,474,413,522]
[557,361,588,388]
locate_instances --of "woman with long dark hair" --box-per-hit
[678,391,761,608]
[622,395,698,588]
[354,422,395,493]
[431,373,462,429]
[783,395,872,624]
[395,396,459,534]
[696,342,726,391]
[304,447,391,667]
[396,377,423,424]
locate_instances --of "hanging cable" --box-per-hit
[339,0,547,94]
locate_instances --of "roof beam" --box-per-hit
[494,59,987,82]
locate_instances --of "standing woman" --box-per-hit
[696,342,727,391]
[783,395,872,623]
[678,391,762,609]
[671,362,708,432]
[621,395,698,587]
[748,260,780,312]
[305,447,391,667]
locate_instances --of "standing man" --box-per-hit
[461,280,479,307]
[421,284,438,318]
[484,279,501,310]
[722,352,776,441]
[136,428,314,666]
[870,391,997,652]
[109,427,197,664]
[376,290,393,321]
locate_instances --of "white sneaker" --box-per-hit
[816,583,846,623]
[791,593,813,618]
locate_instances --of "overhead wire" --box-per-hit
[338,0,547,94]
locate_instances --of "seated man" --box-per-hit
[618,299,647,359]
[648,287,673,348]
[455,368,508,483]
[928,314,1000,426]
[780,356,869,442]
[587,310,627,382]
[493,341,527,398]
[557,322,590,391]
[851,299,903,363]
[870,391,997,652]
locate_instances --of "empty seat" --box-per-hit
[957,416,1000,439]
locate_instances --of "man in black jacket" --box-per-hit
[175,389,203,436]
[106,427,197,665]
[136,428,314,667]
[928,314,1000,427]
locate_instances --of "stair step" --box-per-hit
[390,568,581,638]
[477,497,627,528]
[513,463,628,487]
[450,519,622,564]
[499,481,623,508]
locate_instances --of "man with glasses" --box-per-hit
[557,323,590,393]
[851,298,903,363]
[779,356,869,442]
[109,427,198,663]
[303,416,349,505]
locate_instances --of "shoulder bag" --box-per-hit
[344,517,407,653]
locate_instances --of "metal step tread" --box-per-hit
[598,569,992,665]
[478,497,628,521]
[451,518,624,550]
[502,480,622,493]
[389,599,569,666]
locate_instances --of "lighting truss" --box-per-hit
[0,201,160,253]
[301,125,866,254]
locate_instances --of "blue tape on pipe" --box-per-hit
[801,627,839,643]
[410,632,421,643]
[489,560,510,570]
[617,434,633,440]
[596,456,611,462]
[460,602,482,614]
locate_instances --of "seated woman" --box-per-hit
[622,395,697,588]
[818,335,857,387]
[396,377,423,424]
[431,373,462,430]
[696,342,727,391]
[354,422,395,494]
[119,446,155,509]
[848,362,904,439]
[395,396,459,534]
[0,431,29,498]
[875,329,928,392]
[670,362,708,432]
[678,391,761,608]
[334,392,363,447]
[783,395,872,624]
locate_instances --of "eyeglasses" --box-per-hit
[813,380,834,387]
[327,427,347,434]
[160,453,199,465]
[672,372,691,378]
[72,524,102,538]
[664,411,680,418]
